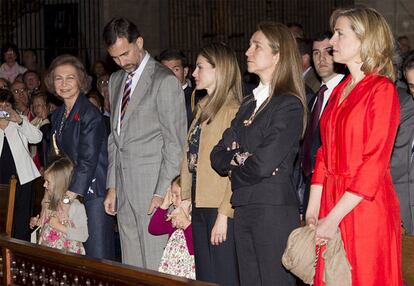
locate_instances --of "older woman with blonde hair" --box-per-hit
[306,7,402,285]
[211,22,307,285]
[177,42,242,285]
[45,54,115,260]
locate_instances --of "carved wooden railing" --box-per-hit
[0,236,215,286]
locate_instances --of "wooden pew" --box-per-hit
[0,177,17,286]
[0,176,17,236]
[0,236,215,286]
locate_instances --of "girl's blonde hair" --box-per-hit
[257,22,308,136]
[44,156,74,211]
[197,42,243,124]
[330,7,395,81]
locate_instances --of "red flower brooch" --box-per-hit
[73,112,80,121]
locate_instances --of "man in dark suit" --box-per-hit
[405,51,414,95]
[297,38,321,93]
[391,52,414,235]
[299,31,345,215]
[159,49,205,128]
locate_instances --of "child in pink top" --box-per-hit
[148,183,194,278]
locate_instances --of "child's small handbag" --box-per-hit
[158,229,195,279]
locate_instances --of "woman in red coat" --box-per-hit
[305,7,403,286]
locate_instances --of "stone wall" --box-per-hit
[99,0,414,61]
[101,0,167,59]
[356,0,414,49]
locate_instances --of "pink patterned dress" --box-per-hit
[39,199,88,255]
[39,217,85,255]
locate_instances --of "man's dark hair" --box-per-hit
[158,49,188,67]
[103,17,141,48]
[287,22,303,30]
[403,51,414,73]
[22,69,40,82]
[398,35,409,42]
[313,31,333,43]
[1,43,20,63]
[23,49,38,61]
[296,38,312,56]
[0,89,15,106]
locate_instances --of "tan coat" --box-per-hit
[181,97,240,218]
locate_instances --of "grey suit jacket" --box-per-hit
[391,88,414,234]
[107,56,187,207]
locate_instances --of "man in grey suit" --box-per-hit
[391,52,414,235]
[102,17,187,269]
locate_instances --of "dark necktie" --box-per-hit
[120,72,134,127]
[302,84,328,177]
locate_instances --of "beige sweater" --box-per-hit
[180,97,240,218]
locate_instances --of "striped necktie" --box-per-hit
[120,72,134,127]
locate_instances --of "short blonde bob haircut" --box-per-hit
[330,7,395,81]
[45,54,92,95]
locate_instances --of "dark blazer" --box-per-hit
[37,122,51,168]
[302,77,345,177]
[292,85,315,209]
[304,87,322,169]
[211,94,304,207]
[304,67,321,94]
[51,94,108,199]
[391,88,414,234]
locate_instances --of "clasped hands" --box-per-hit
[166,200,191,230]
[229,141,251,166]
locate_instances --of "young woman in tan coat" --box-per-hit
[176,43,242,285]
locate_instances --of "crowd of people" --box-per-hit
[0,6,414,286]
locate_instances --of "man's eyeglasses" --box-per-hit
[98,79,109,86]
[12,88,27,94]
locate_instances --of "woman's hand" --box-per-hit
[38,105,49,120]
[210,213,228,246]
[230,141,240,166]
[235,152,252,165]
[305,216,318,229]
[315,217,339,245]
[3,104,22,124]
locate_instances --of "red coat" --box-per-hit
[312,74,402,286]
